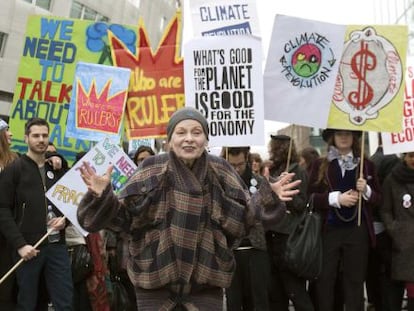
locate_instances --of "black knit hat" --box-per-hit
[322,129,362,142]
[167,107,209,142]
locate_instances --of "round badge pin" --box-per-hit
[403,200,412,209]
[403,194,412,209]
[250,178,258,187]
[47,171,54,179]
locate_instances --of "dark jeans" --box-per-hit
[15,243,73,311]
[226,248,270,311]
[266,232,314,311]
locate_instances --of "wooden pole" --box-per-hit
[285,125,295,172]
[0,217,66,285]
[357,132,365,226]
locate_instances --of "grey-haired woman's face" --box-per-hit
[169,119,207,166]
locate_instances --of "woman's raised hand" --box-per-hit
[270,172,301,201]
[79,161,113,197]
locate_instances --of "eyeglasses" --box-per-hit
[229,161,246,170]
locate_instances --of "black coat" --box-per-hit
[0,154,66,250]
[381,162,414,282]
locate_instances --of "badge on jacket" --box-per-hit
[402,194,411,209]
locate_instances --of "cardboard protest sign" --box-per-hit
[46,137,137,236]
[328,25,408,132]
[184,35,264,147]
[264,15,346,128]
[9,16,137,164]
[65,62,130,142]
[109,12,184,139]
[382,57,414,154]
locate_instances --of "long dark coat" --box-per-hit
[381,161,414,282]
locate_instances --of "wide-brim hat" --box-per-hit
[322,129,362,142]
[270,134,291,141]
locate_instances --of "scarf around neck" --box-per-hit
[327,146,359,171]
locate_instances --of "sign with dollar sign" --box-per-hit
[328,25,407,132]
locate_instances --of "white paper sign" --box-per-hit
[46,137,137,236]
[189,0,261,37]
[184,35,264,147]
[382,57,414,155]
[264,14,346,128]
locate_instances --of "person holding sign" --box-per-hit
[380,152,414,311]
[77,107,301,310]
[307,129,381,311]
[0,118,73,311]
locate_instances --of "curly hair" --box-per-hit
[268,137,298,173]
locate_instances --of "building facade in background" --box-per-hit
[0,0,179,120]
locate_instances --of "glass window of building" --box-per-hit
[0,32,8,58]
[23,0,51,10]
[70,1,110,22]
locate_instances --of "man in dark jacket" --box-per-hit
[0,117,73,310]
[222,146,271,311]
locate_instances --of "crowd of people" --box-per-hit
[1,109,414,311]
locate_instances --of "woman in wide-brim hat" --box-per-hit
[307,128,381,310]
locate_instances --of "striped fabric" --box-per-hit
[135,286,223,310]
[78,151,285,308]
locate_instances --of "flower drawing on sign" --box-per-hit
[280,32,337,89]
[333,27,403,125]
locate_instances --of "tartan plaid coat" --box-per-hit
[78,151,285,290]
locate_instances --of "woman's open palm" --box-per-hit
[79,161,113,197]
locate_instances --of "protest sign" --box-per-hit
[65,62,130,142]
[46,137,137,235]
[264,14,346,128]
[109,12,184,139]
[383,57,414,154]
[9,16,137,163]
[189,0,260,37]
[184,35,264,146]
[328,25,407,132]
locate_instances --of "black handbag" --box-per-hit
[69,244,94,283]
[284,194,323,279]
[108,253,134,311]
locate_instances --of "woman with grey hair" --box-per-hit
[77,107,302,310]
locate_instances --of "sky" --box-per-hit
[183,0,378,157]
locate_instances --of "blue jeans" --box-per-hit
[15,243,73,311]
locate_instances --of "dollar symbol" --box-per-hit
[348,41,376,110]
